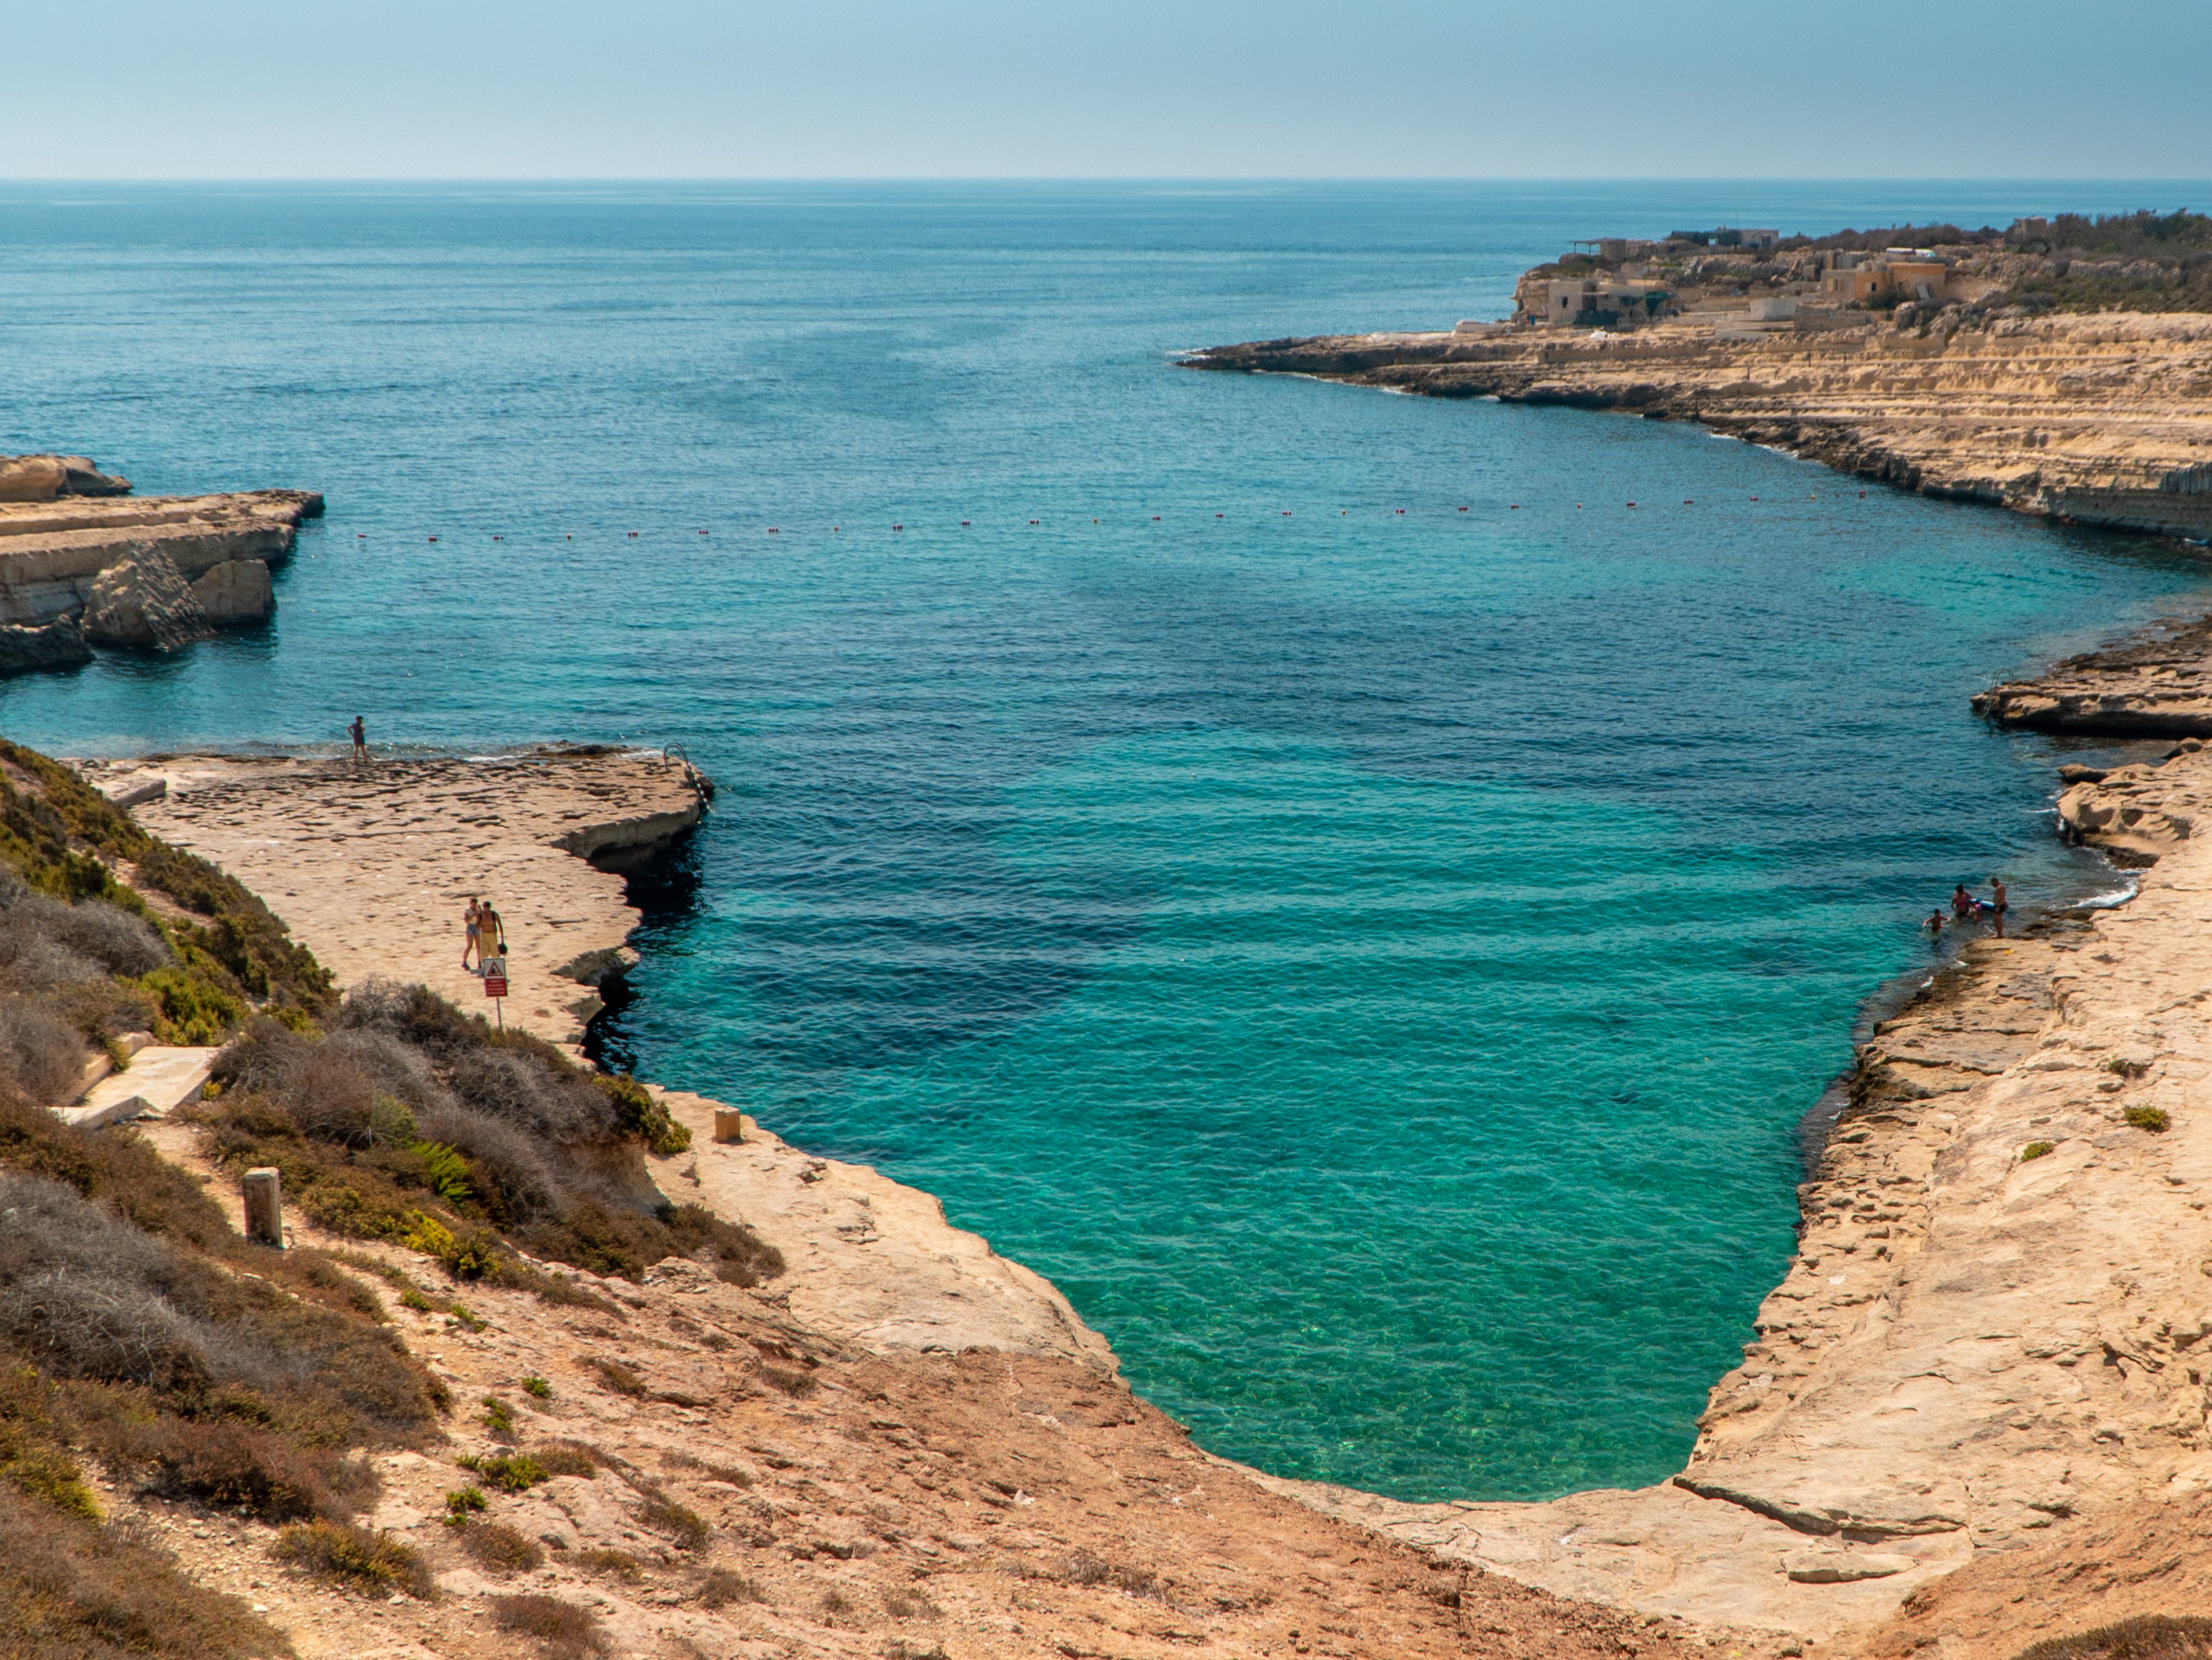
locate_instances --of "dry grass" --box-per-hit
[534,1439,602,1478]
[491,1593,610,1657]
[2015,1616,2212,1660]
[582,1356,648,1397]
[759,1363,818,1398]
[457,1519,546,1574]
[0,1483,288,1660]
[274,1520,434,1598]
[577,1547,643,1579]
[632,1485,710,1549]
[696,1566,767,1607]
[662,1447,753,1487]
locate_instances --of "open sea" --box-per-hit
[5,179,2211,1502]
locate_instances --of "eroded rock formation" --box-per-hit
[0,617,93,676]
[1975,613,2212,737]
[189,557,274,625]
[81,546,214,651]
[1187,312,2212,539]
[0,452,131,501]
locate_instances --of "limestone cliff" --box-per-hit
[1187,312,2212,541]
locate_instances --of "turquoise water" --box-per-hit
[4,180,2211,1500]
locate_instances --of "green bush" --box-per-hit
[2022,1141,2056,1161]
[273,1520,434,1597]
[2124,1105,2171,1133]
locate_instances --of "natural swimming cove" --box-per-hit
[3,180,2209,1501]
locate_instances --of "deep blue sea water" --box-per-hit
[5,179,2211,1502]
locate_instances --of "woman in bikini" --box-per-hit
[462,897,483,971]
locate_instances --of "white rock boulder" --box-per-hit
[190,558,275,626]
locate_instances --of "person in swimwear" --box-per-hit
[1952,884,1975,921]
[1990,875,2008,939]
[1924,909,1946,937]
[462,897,483,971]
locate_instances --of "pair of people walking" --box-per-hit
[462,896,505,973]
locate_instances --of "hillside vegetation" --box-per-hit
[0,737,780,1657]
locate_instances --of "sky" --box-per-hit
[8,0,2211,179]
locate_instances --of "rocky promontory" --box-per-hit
[1186,312,2212,540]
[0,452,321,674]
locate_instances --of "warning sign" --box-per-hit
[482,956,508,998]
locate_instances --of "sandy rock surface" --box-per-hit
[80,747,705,1049]
[191,555,276,624]
[1190,312,2212,539]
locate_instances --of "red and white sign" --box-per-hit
[482,956,509,998]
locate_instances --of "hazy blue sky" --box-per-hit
[10,0,2209,179]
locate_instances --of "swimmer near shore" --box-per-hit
[1928,875,2009,940]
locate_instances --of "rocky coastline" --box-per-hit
[70,742,1713,1660]
[0,450,321,672]
[1184,313,2212,542]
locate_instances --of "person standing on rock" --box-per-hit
[1990,875,2008,939]
[462,897,484,972]
[348,714,367,763]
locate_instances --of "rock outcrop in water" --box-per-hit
[81,547,214,651]
[1973,612,2212,737]
[0,454,319,673]
[188,555,274,625]
[0,617,93,676]
[1186,312,2212,540]
[0,452,131,501]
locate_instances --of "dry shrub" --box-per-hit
[2015,1617,2212,1660]
[125,1417,362,1521]
[0,1482,284,1660]
[577,1547,641,1578]
[0,999,89,1105]
[662,1448,752,1487]
[457,1519,545,1574]
[883,1587,941,1619]
[534,1439,602,1478]
[491,1593,609,1658]
[1063,1549,1158,1597]
[456,1451,547,1492]
[759,1364,817,1398]
[633,1486,709,1549]
[274,1520,433,1597]
[698,1566,767,1607]
[583,1356,647,1397]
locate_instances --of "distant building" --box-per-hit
[1822,256,1950,305]
[1529,277,1675,328]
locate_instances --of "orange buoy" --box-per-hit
[767,528,780,534]
[628,530,639,537]
[1152,516,1160,522]
[1458,506,1467,512]
[428,535,438,543]
[961,520,970,526]
[893,524,903,531]
[1395,508,1405,515]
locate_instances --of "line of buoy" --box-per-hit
[383,495,1874,545]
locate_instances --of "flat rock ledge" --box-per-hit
[80,745,709,1051]
[1974,611,2212,737]
[0,454,319,672]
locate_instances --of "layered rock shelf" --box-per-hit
[0,452,321,673]
[1185,312,2212,540]
[1973,612,2212,737]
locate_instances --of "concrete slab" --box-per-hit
[57,1045,218,1130]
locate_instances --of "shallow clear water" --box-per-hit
[3,180,2209,1500]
